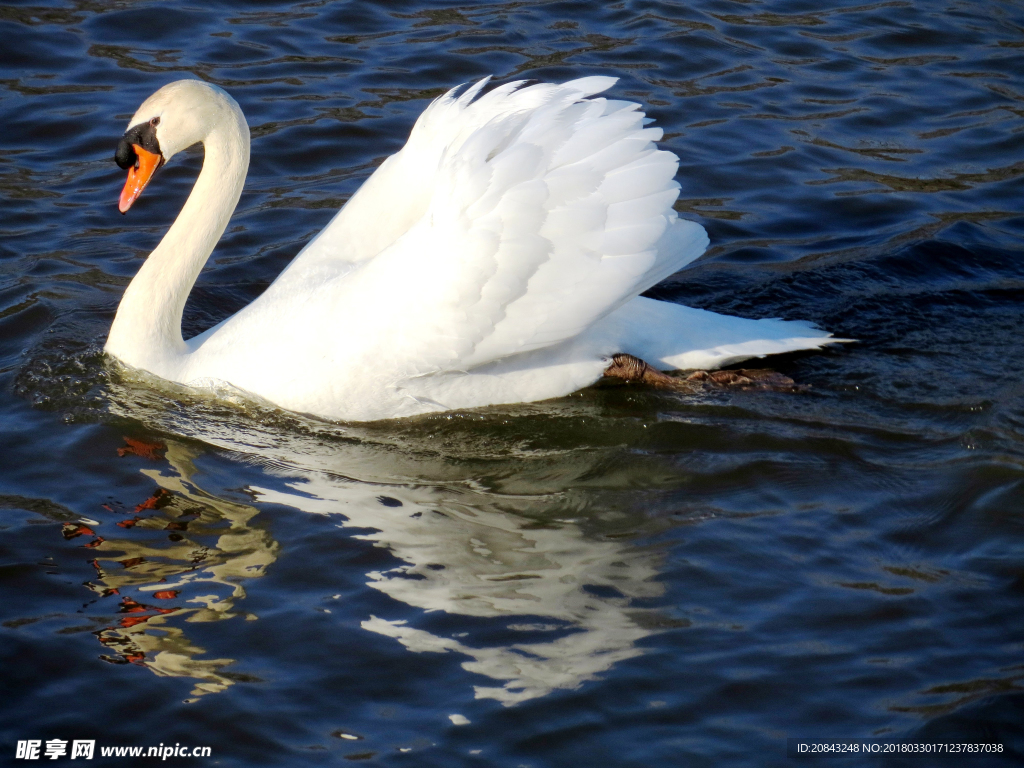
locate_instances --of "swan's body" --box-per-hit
[107,78,840,422]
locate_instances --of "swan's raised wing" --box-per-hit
[344,78,709,376]
[276,77,558,279]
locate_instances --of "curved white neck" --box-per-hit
[105,106,249,373]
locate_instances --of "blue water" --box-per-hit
[2,0,1024,766]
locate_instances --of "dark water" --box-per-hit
[2,0,1024,766]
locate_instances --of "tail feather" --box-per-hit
[610,296,851,371]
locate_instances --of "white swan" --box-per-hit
[107,77,840,422]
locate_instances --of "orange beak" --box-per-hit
[119,145,163,214]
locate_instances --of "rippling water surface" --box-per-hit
[2,0,1024,765]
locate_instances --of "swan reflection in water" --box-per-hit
[91,389,674,705]
[253,468,666,705]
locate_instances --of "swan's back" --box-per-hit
[187,77,721,419]
[261,78,707,373]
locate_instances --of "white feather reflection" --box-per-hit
[252,467,665,705]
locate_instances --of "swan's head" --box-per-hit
[114,80,241,214]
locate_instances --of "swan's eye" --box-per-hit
[150,116,160,127]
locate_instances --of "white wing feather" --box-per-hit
[287,77,708,377]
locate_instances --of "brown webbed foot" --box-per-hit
[603,354,806,393]
[685,368,805,392]
[602,354,696,391]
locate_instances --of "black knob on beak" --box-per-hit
[115,137,137,170]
